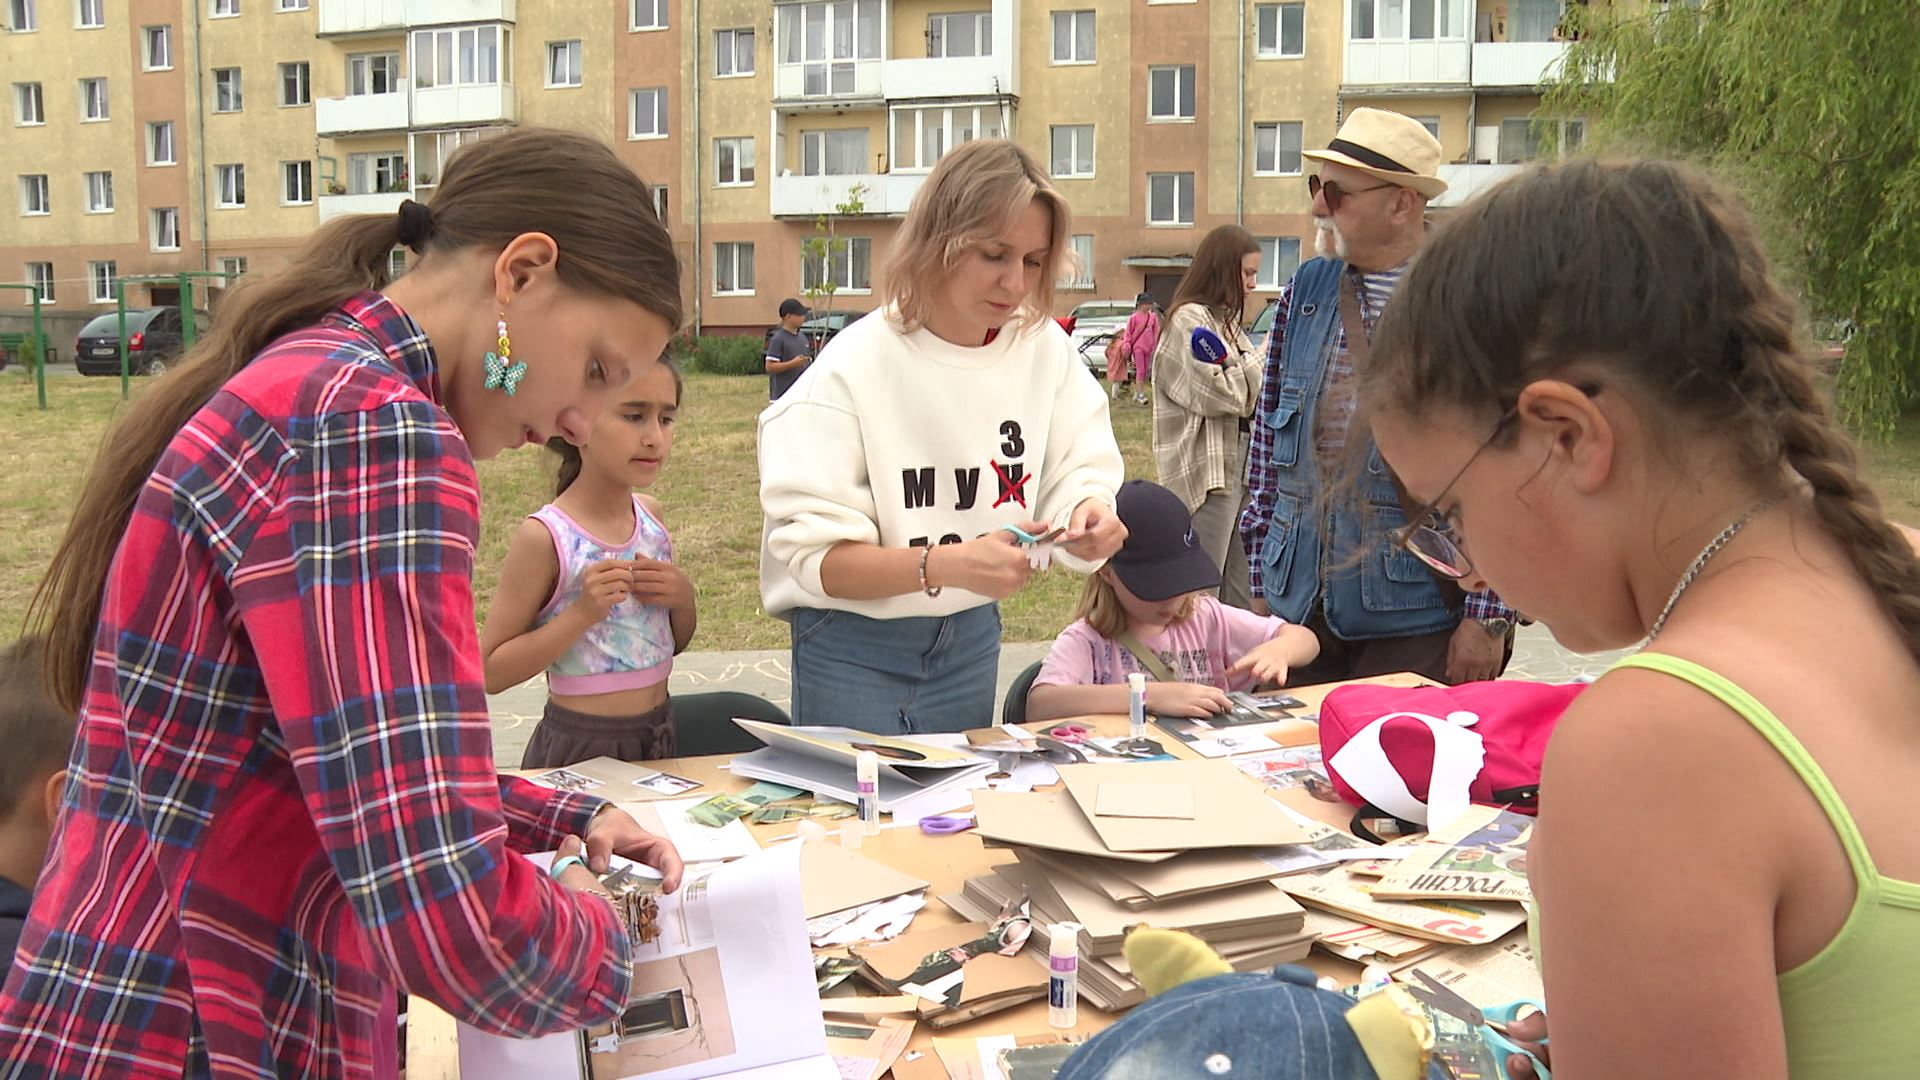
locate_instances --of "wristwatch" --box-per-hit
[1474,617,1515,639]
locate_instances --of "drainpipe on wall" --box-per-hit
[690,0,703,335]
[1236,0,1247,225]
[191,2,210,271]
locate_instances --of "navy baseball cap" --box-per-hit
[1107,480,1221,603]
[779,298,810,318]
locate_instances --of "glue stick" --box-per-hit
[1127,672,1147,744]
[1048,924,1080,1028]
[857,750,881,836]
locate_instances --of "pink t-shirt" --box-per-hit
[1033,595,1290,692]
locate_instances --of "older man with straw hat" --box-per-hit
[1239,107,1518,686]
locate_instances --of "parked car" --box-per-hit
[73,307,207,377]
[1066,300,1137,375]
[1246,297,1281,353]
[799,311,856,353]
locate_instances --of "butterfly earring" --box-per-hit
[483,314,528,396]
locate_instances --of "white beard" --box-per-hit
[1313,217,1348,260]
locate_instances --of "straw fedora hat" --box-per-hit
[1302,107,1448,199]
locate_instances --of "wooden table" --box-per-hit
[406,672,1429,1078]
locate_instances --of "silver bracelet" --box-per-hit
[918,544,942,598]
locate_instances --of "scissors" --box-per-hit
[1001,524,1067,546]
[919,814,977,836]
[1046,724,1091,744]
[1405,969,1550,1080]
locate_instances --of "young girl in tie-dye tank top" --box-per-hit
[482,360,696,768]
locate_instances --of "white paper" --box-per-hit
[1325,710,1486,831]
[884,785,979,827]
[810,893,926,948]
[1182,730,1280,759]
[644,796,764,863]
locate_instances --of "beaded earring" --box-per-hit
[482,314,528,396]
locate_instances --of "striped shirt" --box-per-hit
[0,292,632,1078]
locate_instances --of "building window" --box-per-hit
[630,0,666,31]
[1060,233,1094,290]
[8,0,36,32]
[1254,121,1303,176]
[217,256,247,279]
[1148,65,1196,122]
[650,184,669,221]
[216,163,245,208]
[629,87,667,139]
[1147,172,1194,226]
[277,0,308,9]
[79,77,108,121]
[83,170,113,213]
[13,82,44,125]
[1559,118,1586,155]
[715,28,754,76]
[347,152,406,194]
[1499,118,1535,164]
[75,0,101,27]
[88,260,117,304]
[19,174,49,216]
[148,121,176,165]
[890,103,1001,172]
[801,129,868,176]
[926,10,990,58]
[714,242,754,295]
[412,26,509,89]
[151,207,180,251]
[1415,115,1441,140]
[211,0,238,17]
[1257,237,1300,289]
[1049,124,1094,179]
[1051,10,1095,64]
[714,137,755,186]
[1351,0,1467,41]
[776,1,883,97]
[213,68,242,112]
[802,236,872,293]
[279,62,310,106]
[26,262,55,304]
[545,41,582,87]
[387,247,407,279]
[348,52,401,96]
[1255,3,1305,58]
[143,25,172,69]
[282,160,313,204]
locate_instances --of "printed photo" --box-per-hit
[534,767,603,793]
[634,771,702,796]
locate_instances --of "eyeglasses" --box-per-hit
[1308,174,1397,213]
[1392,384,1602,580]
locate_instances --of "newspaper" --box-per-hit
[1395,929,1545,1008]
[1276,866,1528,946]
[1369,805,1534,904]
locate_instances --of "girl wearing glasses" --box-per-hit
[1364,159,1920,1077]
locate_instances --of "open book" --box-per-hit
[727,720,996,813]
[457,843,838,1080]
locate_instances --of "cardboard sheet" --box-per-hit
[1058,761,1309,853]
[971,789,1178,863]
[798,840,928,920]
[1093,782,1195,820]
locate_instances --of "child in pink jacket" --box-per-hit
[1119,293,1161,404]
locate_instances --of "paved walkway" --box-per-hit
[487,623,1626,767]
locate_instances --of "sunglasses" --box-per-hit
[1392,384,1602,580]
[1308,173,1398,213]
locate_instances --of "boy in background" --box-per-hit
[0,637,73,962]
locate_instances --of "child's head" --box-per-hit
[0,637,75,886]
[882,138,1072,337]
[552,354,683,497]
[1073,481,1221,636]
[1169,225,1262,326]
[1362,158,1920,653]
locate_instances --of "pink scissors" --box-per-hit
[1047,724,1091,744]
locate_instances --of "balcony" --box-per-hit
[773,60,884,107]
[318,0,515,36]
[881,54,1014,103]
[770,172,925,218]
[1343,39,1471,88]
[315,87,410,135]
[1472,41,1567,88]
[1431,163,1523,208]
[317,190,409,222]
[412,83,515,128]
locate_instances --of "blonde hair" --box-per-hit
[882,138,1072,333]
[1072,571,1199,641]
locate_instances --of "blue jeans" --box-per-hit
[788,604,1001,734]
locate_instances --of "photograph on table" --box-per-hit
[533,767,604,793]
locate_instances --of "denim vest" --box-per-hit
[1256,257,1458,641]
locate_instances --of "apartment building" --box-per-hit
[2,0,1593,339]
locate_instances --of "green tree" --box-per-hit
[799,182,868,334]
[1548,0,1920,432]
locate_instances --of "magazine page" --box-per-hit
[1276,866,1528,946]
[1369,806,1534,904]
[735,721,991,773]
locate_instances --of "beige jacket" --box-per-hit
[1150,302,1263,511]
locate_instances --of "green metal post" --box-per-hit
[117,282,130,401]
[180,278,197,351]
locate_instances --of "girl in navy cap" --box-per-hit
[1025,480,1320,722]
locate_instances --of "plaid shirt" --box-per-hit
[1240,266,1515,623]
[0,293,632,1078]
[1151,302,1264,511]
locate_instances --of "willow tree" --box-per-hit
[1548,0,1920,432]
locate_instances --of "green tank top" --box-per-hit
[1532,652,1920,1076]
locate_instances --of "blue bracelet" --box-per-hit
[549,854,588,880]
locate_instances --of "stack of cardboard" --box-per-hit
[948,761,1329,1010]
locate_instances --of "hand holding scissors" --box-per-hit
[1405,969,1550,1080]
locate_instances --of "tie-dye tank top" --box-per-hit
[531,495,676,694]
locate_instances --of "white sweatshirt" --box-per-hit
[758,307,1125,620]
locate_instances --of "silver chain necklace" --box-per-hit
[1647,496,1781,641]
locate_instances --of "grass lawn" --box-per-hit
[3,366,1915,649]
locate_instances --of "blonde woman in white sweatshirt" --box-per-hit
[757,139,1127,734]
